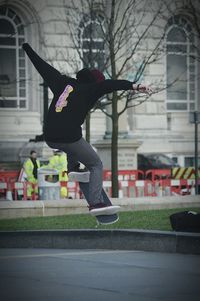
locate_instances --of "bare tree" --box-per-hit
[64,0,168,196]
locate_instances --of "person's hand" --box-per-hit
[132,83,152,94]
[138,84,152,94]
[22,43,29,50]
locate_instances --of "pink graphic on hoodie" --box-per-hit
[55,85,74,112]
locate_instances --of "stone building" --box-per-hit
[0,0,199,168]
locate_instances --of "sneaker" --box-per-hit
[68,166,90,183]
[89,203,121,216]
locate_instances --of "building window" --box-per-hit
[166,15,196,112]
[0,6,26,109]
[79,13,105,70]
[185,156,200,167]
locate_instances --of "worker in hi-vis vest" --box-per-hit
[23,150,40,199]
[48,149,68,198]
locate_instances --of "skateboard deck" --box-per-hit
[79,182,119,225]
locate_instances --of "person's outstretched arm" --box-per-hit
[23,43,66,94]
[95,80,152,98]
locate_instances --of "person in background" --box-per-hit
[23,150,40,199]
[48,149,68,198]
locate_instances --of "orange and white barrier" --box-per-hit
[0,169,199,200]
[104,178,200,198]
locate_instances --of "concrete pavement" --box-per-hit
[0,248,199,301]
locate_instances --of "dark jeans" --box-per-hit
[46,138,104,205]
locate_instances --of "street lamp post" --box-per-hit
[33,81,48,142]
[189,111,200,195]
[41,81,49,135]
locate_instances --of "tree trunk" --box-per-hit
[111,92,119,197]
[85,112,90,143]
[109,0,119,197]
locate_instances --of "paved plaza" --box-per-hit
[0,248,200,301]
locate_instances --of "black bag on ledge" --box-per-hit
[170,211,200,233]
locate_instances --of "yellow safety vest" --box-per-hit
[23,158,41,183]
[48,154,68,181]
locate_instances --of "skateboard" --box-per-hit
[79,182,119,226]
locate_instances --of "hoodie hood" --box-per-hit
[91,69,105,83]
[76,68,96,83]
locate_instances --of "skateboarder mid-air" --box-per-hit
[23,43,152,219]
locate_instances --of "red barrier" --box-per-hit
[0,182,8,197]
[145,169,171,180]
[13,182,27,200]
[61,181,81,199]
[11,182,37,200]
[0,170,19,184]
[0,171,19,199]
[124,180,145,197]
[0,171,18,191]
[116,178,199,197]
[0,169,199,199]
[103,170,144,181]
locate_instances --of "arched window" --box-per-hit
[79,13,105,70]
[166,15,196,111]
[0,6,26,109]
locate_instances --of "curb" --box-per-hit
[0,195,200,220]
[0,229,200,255]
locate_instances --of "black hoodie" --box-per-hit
[23,43,134,143]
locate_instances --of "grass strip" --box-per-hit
[0,207,199,231]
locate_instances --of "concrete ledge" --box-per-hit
[0,229,199,255]
[0,195,200,220]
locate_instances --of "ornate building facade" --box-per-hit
[0,0,199,168]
